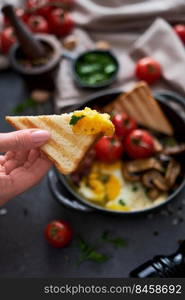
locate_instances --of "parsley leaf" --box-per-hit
[12,98,37,114]
[163,137,177,147]
[99,174,110,183]
[69,115,85,125]
[79,237,90,252]
[118,199,126,206]
[87,250,109,262]
[109,237,127,248]
[132,185,138,192]
[101,230,126,248]
[78,237,109,264]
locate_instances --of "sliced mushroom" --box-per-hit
[153,175,169,192]
[146,188,161,200]
[157,153,171,164]
[142,170,169,192]
[153,137,163,152]
[126,158,163,173]
[165,159,181,187]
[142,172,155,189]
[164,143,185,155]
[122,164,140,182]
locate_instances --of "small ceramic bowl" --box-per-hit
[63,49,119,89]
[9,34,62,91]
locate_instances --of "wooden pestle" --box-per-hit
[2,4,46,60]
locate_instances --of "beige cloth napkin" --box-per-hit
[131,18,185,94]
[73,0,185,31]
[55,0,185,112]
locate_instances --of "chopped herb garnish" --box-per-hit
[110,237,127,248]
[12,98,37,114]
[87,250,109,262]
[69,115,85,125]
[75,52,118,87]
[100,174,110,183]
[78,237,109,264]
[132,185,138,192]
[163,137,177,147]
[101,230,111,241]
[76,231,127,266]
[144,187,151,195]
[118,199,126,206]
[101,230,126,248]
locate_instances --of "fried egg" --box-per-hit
[78,161,168,212]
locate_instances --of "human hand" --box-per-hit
[0,129,52,205]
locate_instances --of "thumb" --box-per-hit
[0,129,50,152]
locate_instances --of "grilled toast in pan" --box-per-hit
[103,81,173,136]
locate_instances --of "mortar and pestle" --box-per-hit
[2,4,61,91]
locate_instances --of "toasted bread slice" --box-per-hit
[6,114,100,174]
[103,82,174,136]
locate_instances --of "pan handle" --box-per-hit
[61,50,76,61]
[155,90,185,105]
[154,90,185,120]
[48,169,94,213]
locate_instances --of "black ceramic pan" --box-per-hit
[48,88,185,214]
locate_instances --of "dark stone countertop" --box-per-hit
[0,70,185,278]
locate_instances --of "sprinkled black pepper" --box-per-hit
[179,217,184,223]
[153,231,159,236]
[178,206,182,211]
[23,208,28,216]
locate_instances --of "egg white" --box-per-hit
[78,162,168,211]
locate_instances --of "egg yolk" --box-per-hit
[86,162,121,202]
[70,107,115,136]
[105,175,121,201]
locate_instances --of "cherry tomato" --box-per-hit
[0,27,16,54]
[135,57,161,84]
[125,129,155,159]
[3,8,29,27]
[173,24,185,44]
[48,8,74,36]
[27,15,50,33]
[45,220,72,248]
[26,0,51,18]
[95,136,124,163]
[112,112,137,138]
